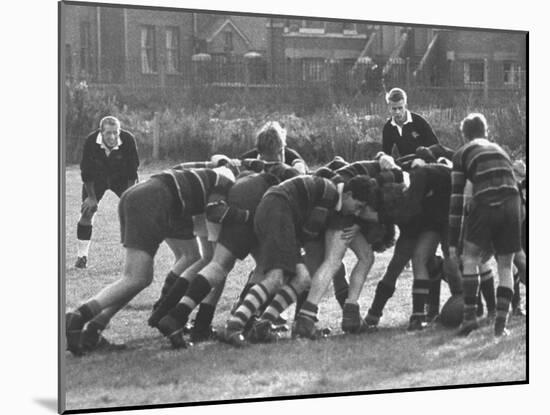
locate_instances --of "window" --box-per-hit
[503,61,521,85]
[464,61,485,85]
[165,27,180,73]
[300,20,325,34]
[65,44,72,76]
[286,19,300,33]
[141,26,157,74]
[224,31,233,53]
[79,21,92,75]
[302,58,327,81]
[343,22,357,34]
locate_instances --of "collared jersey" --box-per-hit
[80,128,139,183]
[382,112,439,157]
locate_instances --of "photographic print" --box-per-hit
[59,0,527,413]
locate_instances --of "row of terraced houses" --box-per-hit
[61,3,526,96]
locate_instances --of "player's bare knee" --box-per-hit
[200,262,228,287]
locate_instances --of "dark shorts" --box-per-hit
[82,179,131,202]
[218,221,256,260]
[465,195,522,255]
[254,194,303,276]
[118,178,193,257]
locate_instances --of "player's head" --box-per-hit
[256,121,286,162]
[99,116,121,149]
[385,88,408,124]
[460,113,488,141]
[341,175,371,216]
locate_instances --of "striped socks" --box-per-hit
[462,273,480,322]
[228,283,270,330]
[495,286,514,336]
[261,284,298,324]
[412,279,430,322]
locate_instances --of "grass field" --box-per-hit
[63,163,527,412]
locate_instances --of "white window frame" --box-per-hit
[503,61,520,86]
[464,60,485,85]
[343,22,358,35]
[302,58,327,81]
[165,26,180,74]
[300,20,326,34]
[140,25,157,74]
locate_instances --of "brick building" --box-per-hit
[61,3,526,94]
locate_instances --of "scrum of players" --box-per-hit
[66,88,527,356]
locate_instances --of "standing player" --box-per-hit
[449,113,522,337]
[381,88,439,161]
[75,116,139,268]
[65,165,237,355]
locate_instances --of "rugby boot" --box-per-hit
[157,315,188,349]
[342,303,364,334]
[494,316,510,337]
[247,319,280,343]
[363,312,380,332]
[74,256,87,269]
[66,312,85,356]
[189,324,218,343]
[80,325,127,353]
[292,315,327,340]
[456,318,480,337]
[407,314,427,331]
[220,323,248,348]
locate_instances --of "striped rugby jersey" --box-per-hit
[154,168,235,216]
[315,160,404,188]
[227,164,300,213]
[448,138,519,247]
[264,175,340,229]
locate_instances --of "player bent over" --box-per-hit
[65,166,236,355]
[75,116,139,268]
[448,113,522,337]
[290,161,399,339]
[363,161,463,331]
[222,175,370,346]
[149,122,300,339]
[154,163,300,348]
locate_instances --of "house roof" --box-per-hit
[198,14,268,52]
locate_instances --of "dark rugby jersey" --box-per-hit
[408,164,452,227]
[314,160,404,189]
[228,164,300,213]
[153,168,234,216]
[80,129,139,183]
[448,138,519,247]
[396,143,456,170]
[265,175,339,230]
[382,112,439,157]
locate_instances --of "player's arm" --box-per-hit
[381,124,395,156]
[125,131,140,186]
[448,153,467,258]
[205,176,250,224]
[419,116,439,146]
[284,148,308,174]
[80,136,99,215]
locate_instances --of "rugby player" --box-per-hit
[222,174,371,346]
[75,116,139,269]
[65,164,238,355]
[449,113,522,337]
